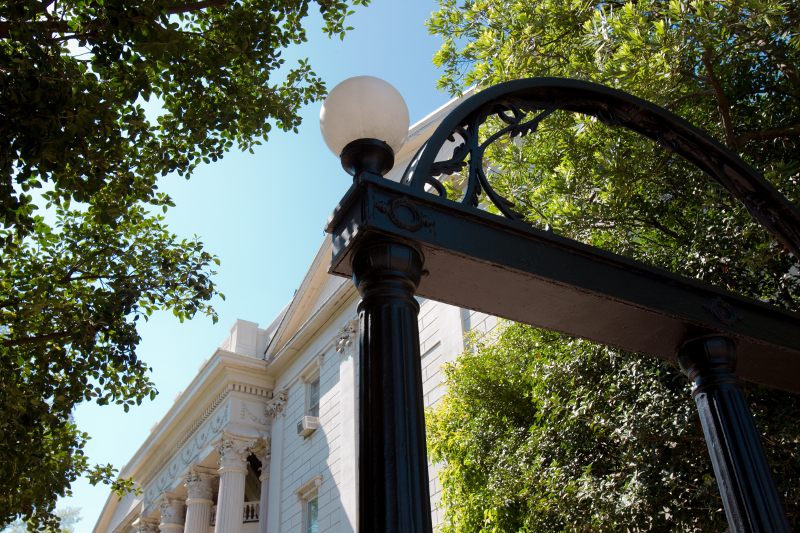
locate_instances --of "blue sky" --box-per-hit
[60,1,453,530]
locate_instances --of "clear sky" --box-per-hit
[59,1,453,530]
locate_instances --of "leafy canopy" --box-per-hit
[3,506,82,533]
[1,0,368,530]
[428,324,800,532]
[2,0,368,237]
[429,0,800,307]
[426,0,800,530]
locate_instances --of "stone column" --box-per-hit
[252,439,272,533]
[158,496,186,533]
[184,468,217,533]
[215,433,255,533]
[265,395,286,533]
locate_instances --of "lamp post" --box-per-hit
[321,76,431,533]
[320,76,800,533]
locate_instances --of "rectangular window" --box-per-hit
[308,376,320,417]
[306,497,319,533]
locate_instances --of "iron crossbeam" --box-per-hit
[326,173,800,394]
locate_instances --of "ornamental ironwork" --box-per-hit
[400,78,800,259]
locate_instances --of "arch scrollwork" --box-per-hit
[400,77,800,259]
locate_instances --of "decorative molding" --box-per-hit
[376,197,434,232]
[294,474,323,502]
[143,386,231,489]
[265,389,288,419]
[704,297,742,325]
[142,379,273,507]
[228,382,272,398]
[240,402,270,426]
[334,319,358,354]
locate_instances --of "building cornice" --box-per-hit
[265,279,358,377]
[120,349,273,484]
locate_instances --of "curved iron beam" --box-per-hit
[400,77,800,259]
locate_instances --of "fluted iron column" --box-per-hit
[352,239,432,533]
[183,468,217,533]
[214,433,255,533]
[679,336,790,532]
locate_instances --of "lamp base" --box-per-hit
[340,139,395,177]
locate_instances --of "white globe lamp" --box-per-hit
[320,75,410,176]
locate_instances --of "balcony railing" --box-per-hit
[208,502,259,526]
[243,502,259,522]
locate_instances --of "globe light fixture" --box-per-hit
[320,75,409,176]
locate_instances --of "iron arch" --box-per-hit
[400,77,800,259]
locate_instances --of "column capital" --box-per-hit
[678,335,739,397]
[251,438,271,465]
[215,431,256,472]
[133,517,159,533]
[184,467,218,501]
[158,495,186,526]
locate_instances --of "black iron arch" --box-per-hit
[400,77,800,259]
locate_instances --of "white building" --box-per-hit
[92,92,498,533]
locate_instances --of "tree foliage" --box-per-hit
[428,324,800,532]
[3,507,82,533]
[426,0,800,530]
[429,0,800,307]
[0,204,219,530]
[1,0,367,236]
[1,0,368,529]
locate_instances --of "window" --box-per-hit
[294,476,321,532]
[305,497,319,533]
[308,376,320,418]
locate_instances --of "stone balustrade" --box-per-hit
[207,502,258,525]
[243,502,259,523]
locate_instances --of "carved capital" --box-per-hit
[158,495,186,525]
[134,517,159,533]
[184,467,217,501]
[215,432,255,471]
[251,438,271,465]
[265,389,288,419]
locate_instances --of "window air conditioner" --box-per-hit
[297,416,320,437]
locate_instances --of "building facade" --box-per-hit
[92,92,498,533]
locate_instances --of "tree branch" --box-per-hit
[701,49,738,151]
[167,0,228,14]
[0,0,226,39]
[736,124,800,148]
[0,20,70,39]
[666,90,715,109]
[2,323,102,347]
[631,217,682,240]
[2,330,73,347]
[730,23,800,88]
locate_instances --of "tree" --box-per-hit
[1,0,367,236]
[1,0,368,529]
[3,507,82,533]
[428,0,800,307]
[427,324,800,532]
[425,0,800,530]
